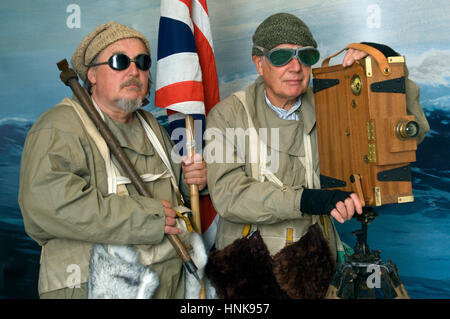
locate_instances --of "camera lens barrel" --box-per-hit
[395,119,419,139]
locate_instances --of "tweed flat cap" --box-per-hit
[252,13,317,56]
[71,22,151,82]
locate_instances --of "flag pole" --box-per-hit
[185,114,207,299]
[185,114,202,234]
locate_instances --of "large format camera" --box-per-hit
[312,43,418,298]
[313,43,418,206]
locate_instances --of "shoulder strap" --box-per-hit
[63,97,126,195]
[136,111,183,204]
[233,91,259,238]
[233,91,260,180]
[234,91,287,188]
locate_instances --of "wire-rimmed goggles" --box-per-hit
[254,45,320,67]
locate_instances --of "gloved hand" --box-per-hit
[300,189,363,223]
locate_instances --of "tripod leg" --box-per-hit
[387,261,410,299]
[325,264,343,299]
[325,263,354,299]
[325,285,341,299]
[379,266,398,298]
[394,283,410,299]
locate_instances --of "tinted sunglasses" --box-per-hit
[254,45,320,67]
[89,53,151,71]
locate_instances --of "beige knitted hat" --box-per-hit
[71,22,151,82]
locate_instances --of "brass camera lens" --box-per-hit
[350,74,362,96]
[395,120,419,139]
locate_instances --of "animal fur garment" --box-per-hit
[88,233,211,299]
[205,231,288,299]
[184,232,217,299]
[272,223,336,298]
[88,244,159,299]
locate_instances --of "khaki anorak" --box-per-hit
[206,74,429,258]
[19,96,191,298]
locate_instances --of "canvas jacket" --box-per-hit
[206,72,429,258]
[18,96,191,297]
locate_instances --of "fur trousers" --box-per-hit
[88,232,211,299]
[205,223,336,299]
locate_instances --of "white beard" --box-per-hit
[116,98,143,113]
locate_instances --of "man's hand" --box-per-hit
[330,193,363,223]
[342,48,369,67]
[161,199,182,235]
[181,153,207,191]
[300,189,363,224]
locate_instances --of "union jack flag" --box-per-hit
[155,0,219,251]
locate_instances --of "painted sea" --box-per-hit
[0,83,449,299]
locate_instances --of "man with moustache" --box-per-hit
[18,22,207,299]
[205,13,429,298]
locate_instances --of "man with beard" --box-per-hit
[18,22,207,299]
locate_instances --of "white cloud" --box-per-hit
[407,50,450,86]
[422,95,450,112]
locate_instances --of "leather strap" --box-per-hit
[241,224,252,238]
[321,42,391,75]
[320,215,329,240]
[176,210,194,233]
[234,91,261,181]
[285,228,294,246]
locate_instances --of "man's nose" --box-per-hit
[126,61,140,76]
[287,55,303,71]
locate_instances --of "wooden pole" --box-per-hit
[185,114,206,298]
[185,115,202,233]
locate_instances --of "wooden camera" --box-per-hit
[312,43,419,207]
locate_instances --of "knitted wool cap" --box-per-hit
[71,22,151,82]
[252,13,317,56]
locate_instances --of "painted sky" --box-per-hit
[0,0,449,120]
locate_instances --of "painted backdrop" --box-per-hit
[0,0,449,298]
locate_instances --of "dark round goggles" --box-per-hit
[89,53,151,71]
[255,45,320,67]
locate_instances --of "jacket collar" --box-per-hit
[245,76,316,156]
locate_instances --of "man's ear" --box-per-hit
[252,55,264,76]
[87,67,96,86]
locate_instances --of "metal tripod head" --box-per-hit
[350,206,381,263]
